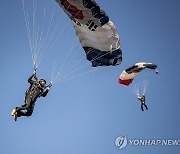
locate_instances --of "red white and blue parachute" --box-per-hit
[119,62,158,86]
[118,62,158,96]
[55,0,122,67]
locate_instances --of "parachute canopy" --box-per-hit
[119,62,157,86]
[55,0,122,67]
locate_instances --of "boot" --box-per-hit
[11,108,16,116]
[13,112,18,121]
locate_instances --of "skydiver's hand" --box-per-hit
[33,69,37,75]
[47,84,52,90]
[47,86,51,91]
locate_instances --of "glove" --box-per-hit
[47,84,52,90]
[33,70,36,75]
[47,86,51,90]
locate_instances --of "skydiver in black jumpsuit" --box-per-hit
[11,70,51,121]
[138,95,148,111]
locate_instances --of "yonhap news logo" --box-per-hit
[115,135,180,150]
[115,136,128,149]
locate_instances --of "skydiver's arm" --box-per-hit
[34,74,39,81]
[28,69,39,83]
[41,85,51,97]
[41,89,49,97]
[138,96,141,100]
[28,74,35,84]
[33,69,39,81]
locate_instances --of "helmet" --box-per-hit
[39,79,46,87]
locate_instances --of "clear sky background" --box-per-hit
[0,0,180,154]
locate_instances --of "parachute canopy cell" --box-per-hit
[119,62,157,86]
[55,0,122,67]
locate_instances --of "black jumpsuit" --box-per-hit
[138,95,148,111]
[16,74,49,117]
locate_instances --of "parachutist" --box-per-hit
[11,71,51,121]
[119,63,158,111]
[138,95,148,111]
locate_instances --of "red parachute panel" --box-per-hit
[118,78,133,86]
[64,0,84,20]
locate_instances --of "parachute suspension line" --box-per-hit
[51,47,103,84]
[50,60,77,85]
[83,46,110,64]
[142,80,150,95]
[22,0,34,66]
[141,71,150,95]
[123,83,139,96]
[45,1,71,56]
[133,82,140,96]
[50,43,105,84]
[37,7,68,66]
[58,44,102,81]
[57,67,102,83]
[34,23,40,67]
[50,2,81,85]
[131,75,142,96]
[35,6,68,68]
[51,2,108,84]
[45,2,75,58]
[55,37,79,77]
[44,17,70,57]
[91,51,110,63]
[37,3,71,68]
[22,0,70,70]
[58,46,82,78]
[60,60,88,81]
[51,62,56,83]
[21,0,45,69]
[133,70,150,96]
[53,2,91,79]
[51,62,61,85]
[41,11,63,57]
[31,0,41,69]
[58,49,112,83]
[138,71,147,95]
[56,3,91,77]
[50,52,108,84]
[50,63,61,85]
[35,9,56,68]
[32,0,37,68]
[35,8,46,67]
[54,50,108,84]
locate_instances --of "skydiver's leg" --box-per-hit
[16,97,31,111]
[12,96,34,120]
[17,109,33,117]
[17,110,28,117]
[141,104,144,111]
[144,104,148,110]
[17,102,35,117]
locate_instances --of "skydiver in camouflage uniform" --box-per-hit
[11,70,51,121]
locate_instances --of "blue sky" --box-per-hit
[0,0,180,154]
